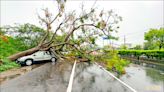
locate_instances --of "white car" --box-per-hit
[16,51,57,66]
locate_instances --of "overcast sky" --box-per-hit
[1,0,163,47]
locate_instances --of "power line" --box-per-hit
[119,32,144,38]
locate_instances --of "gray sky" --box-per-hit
[1,0,163,47]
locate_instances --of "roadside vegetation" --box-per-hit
[118,50,164,60]
[0,35,22,72]
[0,58,20,72]
[0,24,45,72]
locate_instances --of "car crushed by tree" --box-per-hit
[5,0,122,63]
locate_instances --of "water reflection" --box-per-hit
[72,62,133,92]
[120,63,164,92]
[146,68,164,82]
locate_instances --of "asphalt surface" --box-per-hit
[0,61,133,92]
[72,63,133,92]
[0,61,73,92]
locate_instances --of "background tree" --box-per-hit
[133,45,142,50]
[120,45,127,50]
[143,42,157,50]
[1,24,46,49]
[144,28,164,50]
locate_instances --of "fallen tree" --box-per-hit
[6,0,122,61]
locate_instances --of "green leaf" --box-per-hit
[96,22,101,28]
[80,18,84,23]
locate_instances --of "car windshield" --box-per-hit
[33,51,52,55]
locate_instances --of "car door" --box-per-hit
[33,51,44,61]
[43,51,51,60]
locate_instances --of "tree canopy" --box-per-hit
[133,45,142,50]
[1,24,46,49]
[144,28,164,50]
[5,0,122,61]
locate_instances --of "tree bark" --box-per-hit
[159,44,162,50]
[8,46,40,61]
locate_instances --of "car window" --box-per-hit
[33,51,51,56]
[46,51,50,55]
[33,51,40,55]
[35,51,44,56]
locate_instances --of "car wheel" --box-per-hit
[25,59,33,66]
[51,57,56,62]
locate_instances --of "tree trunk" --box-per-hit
[159,44,162,50]
[8,46,40,61]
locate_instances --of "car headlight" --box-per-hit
[17,58,21,61]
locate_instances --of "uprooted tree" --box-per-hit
[7,0,122,61]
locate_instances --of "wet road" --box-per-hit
[120,64,164,92]
[0,61,73,92]
[0,64,44,84]
[72,63,133,92]
[0,61,133,92]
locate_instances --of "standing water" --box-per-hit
[120,62,164,92]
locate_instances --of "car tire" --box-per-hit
[25,59,33,66]
[51,57,56,62]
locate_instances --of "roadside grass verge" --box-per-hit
[0,36,25,72]
[0,58,20,73]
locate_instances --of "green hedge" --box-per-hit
[118,50,164,59]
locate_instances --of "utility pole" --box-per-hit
[124,35,126,46]
[103,39,104,47]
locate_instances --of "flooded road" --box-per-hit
[120,64,164,92]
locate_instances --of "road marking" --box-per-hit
[66,60,76,92]
[95,62,137,92]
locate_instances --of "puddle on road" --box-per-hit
[120,64,164,92]
[0,64,43,84]
[72,62,133,92]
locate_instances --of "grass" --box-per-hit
[0,36,24,72]
[0,58,20,73]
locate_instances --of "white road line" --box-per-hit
[95,62,137,92]
[66,60,77,92]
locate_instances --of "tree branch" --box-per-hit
[50,12,60,24]
[43,16,70,46]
